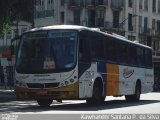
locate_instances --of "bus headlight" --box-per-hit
[65,81,69,85]
[70,78,74,83]
[15,80,27,87]
[60,78,76,87]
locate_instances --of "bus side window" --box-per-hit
[91,32,104,60]
[145,49,152,68]
[117,42,128,64]
[128,45,137,66]
[137,47,145,67]
[79,31,91,63]
[106,38,117,62]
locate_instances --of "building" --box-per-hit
[34,0,160,88]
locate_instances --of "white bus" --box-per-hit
[14,25,154,107]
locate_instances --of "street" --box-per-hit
[0,92,160,116]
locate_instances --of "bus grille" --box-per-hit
[27,83,59,89]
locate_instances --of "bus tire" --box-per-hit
[125,81,141,102]
[86,81,104,105]
[36,99,53,107]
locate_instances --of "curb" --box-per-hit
[0,89,17,102]
[0,96,17,102]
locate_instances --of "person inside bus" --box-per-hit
[43,39,56,69]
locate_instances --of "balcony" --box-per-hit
[105,21,124,30]
[86,0,96,9]
[69,0,84,10]
[96,0,108,9]
[35,10,54,18]
[86,0,108,9]
[110,0,124,10]
[139,27,152,36]
[104,21,125,35]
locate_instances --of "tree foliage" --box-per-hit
[0,0,34,36]
[0,0,12,36]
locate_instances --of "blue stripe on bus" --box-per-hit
[97,62,106,73]
[97,62,107,96]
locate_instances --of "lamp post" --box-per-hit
[119,14,137,27]
[118,14,138,38]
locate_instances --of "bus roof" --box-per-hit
[29,25,152,49]
[30,25,90,32]
[100,31,152,49]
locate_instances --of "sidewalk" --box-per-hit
[0,86,16,102]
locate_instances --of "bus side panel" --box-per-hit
[119,66,154,95]
[142,68,154,93]
[119,66,138,95]
[79,63,97,98]
[106,64,119,96]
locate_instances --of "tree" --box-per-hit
[0,0,34,36]
[0,0,12,37]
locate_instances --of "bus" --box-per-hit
[14,25,154,107]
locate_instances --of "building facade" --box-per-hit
[34,0,160,88]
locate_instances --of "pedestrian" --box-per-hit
[3,67,8,89]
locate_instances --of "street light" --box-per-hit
[119,14,138,29]
[118,14,138,38]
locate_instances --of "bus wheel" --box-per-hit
[125,81,141,102]
[36,99,53,107]
[86,82,104,105]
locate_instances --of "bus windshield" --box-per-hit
[16,30,77,73]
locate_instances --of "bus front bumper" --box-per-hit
[15,82,79,100]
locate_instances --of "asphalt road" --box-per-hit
[0,92,160,120]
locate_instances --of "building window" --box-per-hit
[128,0,132,8]
[96,10,105,27]
[139,0,143,9]
[113,10,120,28]
[153,0,156,13]
[144,17,148,30]
[128,14,133,31]
[157,20,160,32]
[153,40,159,51]
[144,0,148,11]
[73,10,80,25]
[37,0,45,11]
[152,19,156,29]
[88,10,96,27]
[139,16,142,30]
[60,12,65,24]
[158,0,160,13]
[47,0,54,10]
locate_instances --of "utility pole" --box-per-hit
[119,14,138,37]
[32,0,35,28]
